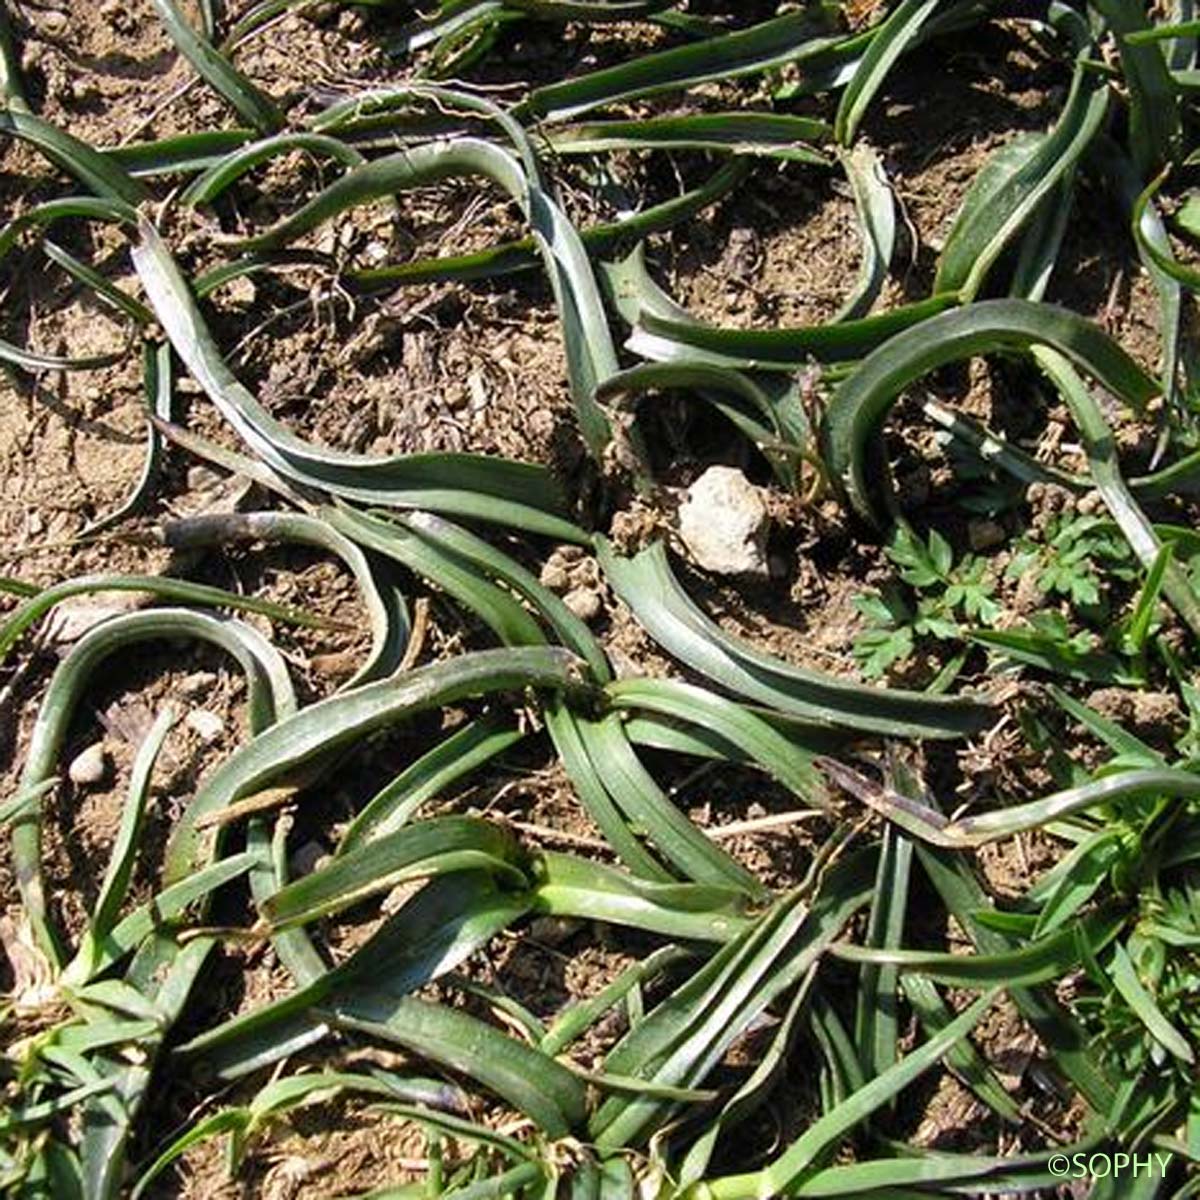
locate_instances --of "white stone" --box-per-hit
[677,467,770,576]
[68,742,108,786]
[186,709,225,742]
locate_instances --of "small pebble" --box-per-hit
[678,466,770,576]
[563,587,601,622]
[224,275,256,307]
[468,371,488,413]
[186,710,225,742]
[539,562,571,592]
[68,742,108,787]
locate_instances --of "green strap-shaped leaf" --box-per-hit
[351,158,750,292]
[532,851,752,942]
[131,218,585,538]
[65,856,256,984]
[598,538,993,739]
[819,298,1159,527]
[0,110,144,205]
[854,817,912,1082]
[0,3,28,111]
[917,840,1115,1121]
[836,143,896,320]
[547,702,674,880]
[1102,144,1184,414]
[389,508,611,682]
[539,112,830,163]
[605,676,827,804]
[1031,828,1124,939]
[325,995,588,1137]
[179,872,529,1078]
[104,128,254,176]
[831,908,1125,987]
[0,571,331,670]
[180,132,365,206]
[522,9,842,121]
[1094,0,1183,176]
[627,294,957,371]
[165,646,590,882]
[338,716,525,853]
[834,0,940,145]
[14,608,295,967]
[947,766,1200,846]
[149,0,284,133]
[902,974,1023,1123]
[706,990,999,1197]
[579,714,767,898]
[87,708,176,952]
[591,851,876,1150]
[328,504,688,883]
[597,361,807,490]
[933,15,1107,301]
[262,817,529,929]
[163,509,411,688]
[206,115,617,456]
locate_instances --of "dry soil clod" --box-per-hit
[677,466,771,577]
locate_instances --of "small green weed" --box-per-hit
[853,523,1000,678]
[1006,511,1136,613]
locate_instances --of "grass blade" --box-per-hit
[149,0,283,133]
[834,0,939,145]
[523,10,841,121]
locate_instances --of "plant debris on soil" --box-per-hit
[2,2,1200,1199]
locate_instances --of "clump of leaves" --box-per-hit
[1072,874,1200,1142]
[1005,511,1136,613]
[976,514,1173,686]
[853,523,1001,678]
